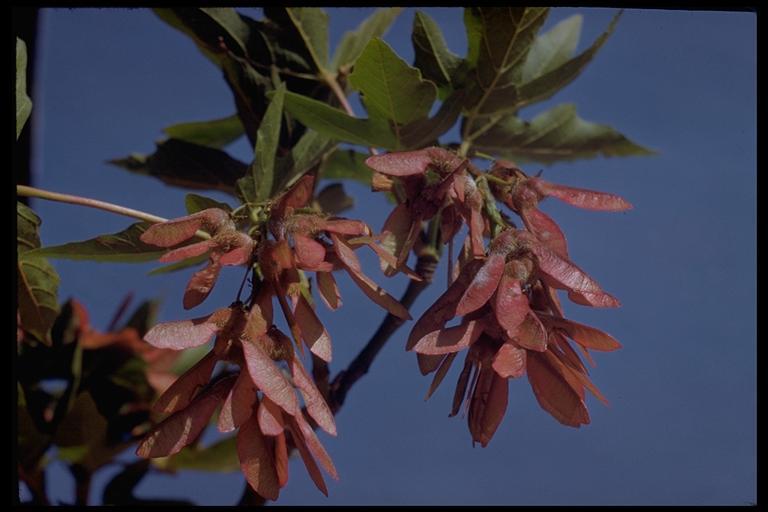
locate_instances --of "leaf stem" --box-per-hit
[320,70,379,157]
[16,185,211,240]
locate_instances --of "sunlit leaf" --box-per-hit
[285,8,329,70]
[164,114,244,149]
[520,14,582,84]
[412,11,462,96]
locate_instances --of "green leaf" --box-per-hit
[272,129,336,194]
[53,392,107,448]
[154,435,239,473]
[285,8,329,71]
[17,203,59,345]
[473,103,656,164]
[463,7,550,117]
[163,114,244,149]
[520,14,582,84]
[319,149,372,185]
[400,90,466,149]
[30,223,168,263]
[16,38,32,140]
[237,83,286,205]
[331,8,402,72]
[281,90,396,148]
[108,138,247,196]
[121,300,161,338]
[516,12,622,109]
[316,183,354,215]
[185,193,232,215]
[349,38,437,126]
[412,11,462,95]
[148,253,208,276]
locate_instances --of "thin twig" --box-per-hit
[320,70,379,157]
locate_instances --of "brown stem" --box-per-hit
[328,253,438,413]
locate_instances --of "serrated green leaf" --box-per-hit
[16,38,33,140]
[349,38,437,127]
[473,103,655,164]
[30,223,167,263]
[520,14,582,84]
[281,90,396,148]
[331,8,402,72]
[237,83,285,206]
[516,12,621,109]
[148,253,208,276]
[164,114,244,149]
[285,8,329,71]
[463,7,549,118]
[154,435,239,473]
[17,203,59,346]
[109,139,247,196]
[412,11,462,95]
[319,149,372,185]
[185,193,232,215]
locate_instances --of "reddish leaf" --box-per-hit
[158,239,215,263]
[183,257,222,310]
[549,338,608,405]
[289,355,337,436]
[455,253,505,316]
[274,432,289,488]
[412,320,484,355]
[217,232,254,266]
[141,209,230,247]
[531,178,633,211]
[425,353,457,400]
[365,149,435,176]
[153,350,218,414]
[512,313,548,352]
[321,219,369,236]
[567,290,621,308]
[273,174,315,221]
[417,352,446,376]
[407,259,485,350]
[316,271,341,310]
[526,351,590,427]
[137,375,235,458]
[293,234,327,270]
[330,233,362,273]
[286,418,328,496]
[241,335,299,416]
[450,355,474,416]
[521,207,569,259]
[293,295,332,362]
[237,414,280,501]
[493,274,530,337]
[379,203,417,273]
[345,267,411,320]
[143,309,228,350]
[468,367,509,447]
[257,397,286,436]
[538,313,622,351]
[492,342,526,379]
[291,412,338,480]
[218,370,257,432]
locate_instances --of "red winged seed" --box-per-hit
[455,253,506,316]
[531,178,632,211]
[137,375,236,458]
[183,257,223,310]
[492,342,526,379]
[293,234,327,270]
[493,274,530,338]
[512,313,548,352]
[217,232,254,266]
[526,351,590,427]
[289,354,337,436]
[143,309,228,350]
[237,414,280,501]
[345,266,411,320]
[316,271,341,310]
[159,240,216,263]
[417,352,447,375]
[567,290,621,308]
[152,350,218,414]
[425,353,457,400]
[450,355,474,416]
[257,397,286,436]
[412,320,484,355]
[380,203,416,273]
[538,313,622,351]
[218,370,258,432]
[292,412,338,480]
[274,432,289,488]
[321,219,369,236]
[468,367,509,447]
[330,233,362,273]
[241,335,299,416]
[365,149,436,176]
[140,209,231,248]
[293,295,332,362]
[521,207,569,259]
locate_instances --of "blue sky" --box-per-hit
[23,7,755,505]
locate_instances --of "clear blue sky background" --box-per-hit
[23,7,755,506]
